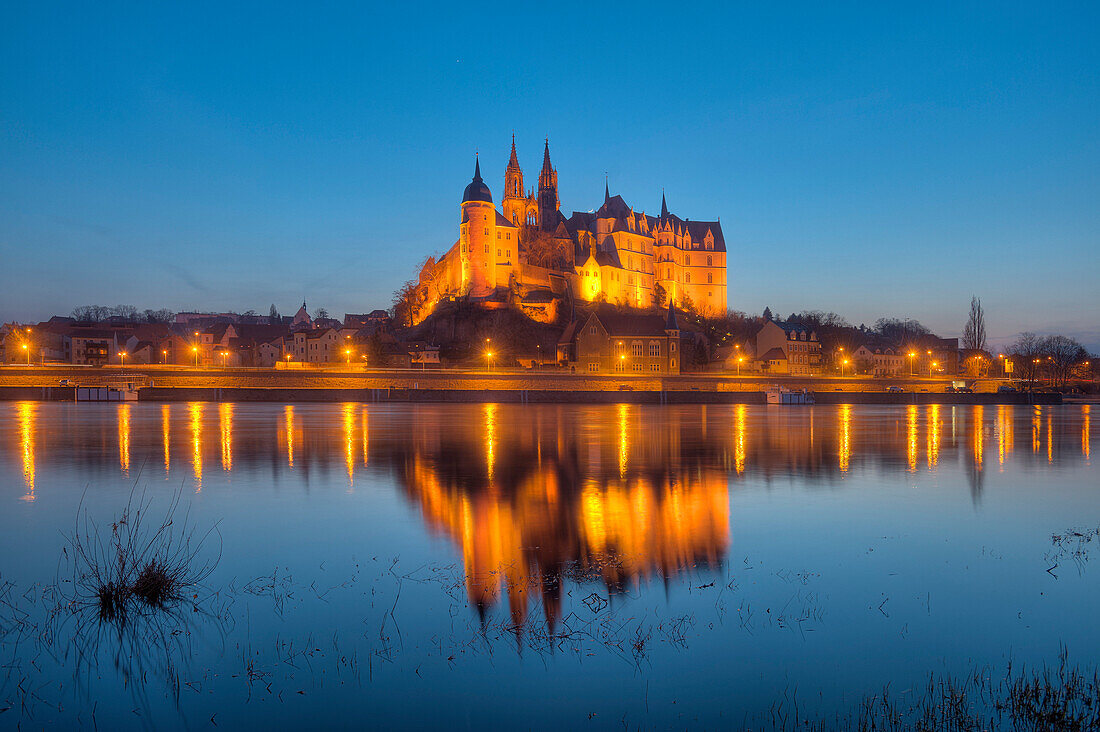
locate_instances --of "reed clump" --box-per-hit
[64,489,219,624]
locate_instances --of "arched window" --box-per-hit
[707,255,712,266]
[685,272,691,284]
[707,272,713,284]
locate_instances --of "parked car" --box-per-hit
[997,385,1017,393]
[885,386,904,393]
[58,379,72,386]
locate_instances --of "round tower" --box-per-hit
[460,155,496,297]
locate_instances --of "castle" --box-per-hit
[412,137,727,323]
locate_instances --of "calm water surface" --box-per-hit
[0,401,1096,728]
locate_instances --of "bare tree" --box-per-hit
[269,304,280,323]
[1009,332,1044,387]
[1042,335,1088,388]
[962,296,987,351]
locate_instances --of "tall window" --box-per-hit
[707,255,712,266]
[631,341,643,357]
[707,272,713,284]
[649,341,660,357]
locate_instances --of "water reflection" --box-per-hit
[2,403,1096,621]
[17,401,35,501]
[189,402,203,491]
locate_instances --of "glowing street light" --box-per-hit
[737,356,744,376]
[22,343,29,365]
[842,358,850,376]
[192,346,199,367]
[908,351,916,376]
[486,351,493,372]
[162,349,168,364]
[119,351,128,366]
[345,348,352,365]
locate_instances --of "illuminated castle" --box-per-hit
[414,138,728,322]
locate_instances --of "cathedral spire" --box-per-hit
[661,189,669,218]
[541,138,552,175]
[604,175,610,204]
[508,133,519,169]
[474,153,482,182]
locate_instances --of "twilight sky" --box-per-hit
[1,2,1098,350]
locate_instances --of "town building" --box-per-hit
[558,303,682,374]
[755,320,822,376]
[852,344,903,377]
[413,138,728,324]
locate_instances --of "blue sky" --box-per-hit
[1,1,1098,350]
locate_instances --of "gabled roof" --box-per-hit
[760,347,787,361]
[590,307,671,338]
[494,211,517,228]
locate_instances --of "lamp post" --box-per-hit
[192,346,199,367]
[842,358,849,377]
[998,353,1005,378]
[345,349,352,365]
[22,343,29,365]
[486,351,493,372]
[737,356,743,376]
[119,351,127,366]
[908,351,916,376]
[219,351,228,367]
[162,349,168,365]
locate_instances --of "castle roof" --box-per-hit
[462,156,493,204]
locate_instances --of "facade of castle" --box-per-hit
[414,138,727,323]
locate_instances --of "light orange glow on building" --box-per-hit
[118,403,131,475]
[17,401,36,501]
[219,402,234,472]
[189,402,204,491]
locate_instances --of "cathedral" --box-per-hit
[413,137,727,323]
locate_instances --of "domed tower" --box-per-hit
[502,134,526,226]
[460,155,496,297]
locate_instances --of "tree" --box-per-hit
[962,296,987,351]
[762,306,773,321]
[269,304,280,324]
[1009,332,1044,387]
[1042,335,1088,388]
[315,307,330,321]
[652,282,668,309]
[143,308,174,323]
[874,318,931,345]
[391,279,427,328]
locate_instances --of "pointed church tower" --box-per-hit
[537,138,559,232]
[502,134,526,226]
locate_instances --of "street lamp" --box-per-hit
[219,351,228,366]
[998,353,1005,378]
[162,349,168,365]
[737,356,744,376]
[345,348,352,365]
[908,351,916,376]
[192,346,199,367]
[119,351,127,366]
[22,343,29,365]
[842,358,849,376]
[486,351,493,372]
